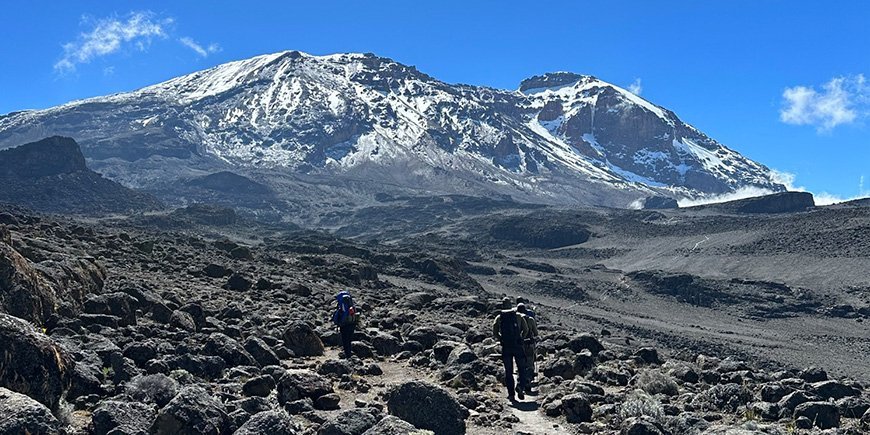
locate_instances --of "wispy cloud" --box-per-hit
[677,169,869,207]
[55,11,172,73]
[179,37,221,58]
[627,78,642,95]
[780,74,868,132]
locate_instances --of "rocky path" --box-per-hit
[308,347,569,434]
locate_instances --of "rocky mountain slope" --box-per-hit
[0,136,162,214]
[1,204,868,434]
[0,51,783,209]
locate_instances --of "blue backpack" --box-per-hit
[332,291,359,326]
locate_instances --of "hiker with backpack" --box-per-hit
[332,290,360,358]
[493,296,530,401]
[517,302,539,391]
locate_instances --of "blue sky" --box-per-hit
[2,1,868,201]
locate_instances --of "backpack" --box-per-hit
[333,291,360,326]
[499,311,523,347]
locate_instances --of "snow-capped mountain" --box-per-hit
[0,51,783,208]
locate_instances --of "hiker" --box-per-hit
[517,297,536,319]
[493,296,530,401]
[331,290,360,358]
[517,302,539,392]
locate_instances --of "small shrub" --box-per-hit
[125,374,179,407]
[635,370,679,396]
[619,389,664,422]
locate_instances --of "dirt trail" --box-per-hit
[300,348,569,434]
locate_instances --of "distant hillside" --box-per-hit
[0,136,163,214]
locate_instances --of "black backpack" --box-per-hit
[499,311,523,347]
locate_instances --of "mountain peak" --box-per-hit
[0,51,784,209]
[518,72,598,93]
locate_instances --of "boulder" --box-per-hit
[317,408,378,435]
[125,374,178,407]
[243,375,276,397]
[283,322,325,357]
[150,385,230,435]
[362,416,433,435]
[567,334,604,355]
[244,337,282,367]
[810,380,860,400]
[562,393,593,423]
[315,393,342,411]
[634,347,662,365]
[226,273,253,291]
[203,333,257,367]
[234,410,299,435]
[92,400,156,435]
[793,401,840,429]
[203,263,231,278]
[0,387,62,435]
[83,292,138,326]
[406,327,439,349]
[369,331,402,356]
[777,390,818,413]
[277,370,334,404]
[799,366,828,383]
[0,313,73,410]
[0,243,57,325]
[386,381,467,435]
[621,416,664,435]
[836,396,870,419]
[123,340,158,367]
[169,310,197,332]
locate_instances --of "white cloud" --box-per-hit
[55,11,171,73]
[677,169,869,207]
[780,74,868,132]
[179,37,221,58]
[627,78,642,95]
[677,186,778,208]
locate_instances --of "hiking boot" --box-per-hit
[517,390,525,400]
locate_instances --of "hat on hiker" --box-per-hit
[501,296,512,309]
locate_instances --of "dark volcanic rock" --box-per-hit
[0,137,162,213]
[0,387,62,435]
[0,313,73,410]
[283,321,325,356]
[243,375,276,397]
[562,393,593,423]
[641,196,678,210]
[0,242,57,324]
[244,336,281,367]
[150,385,230,435]
[83,292,138,326]
[234,410,298,435]
[277,370,334,404]
[318,408,379,435]
[361,416,425,435]
[203,332,257,367]
[226,272,253,291]
[92,399,156,435]
[386,381,467,435]
[793,401,840,429]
